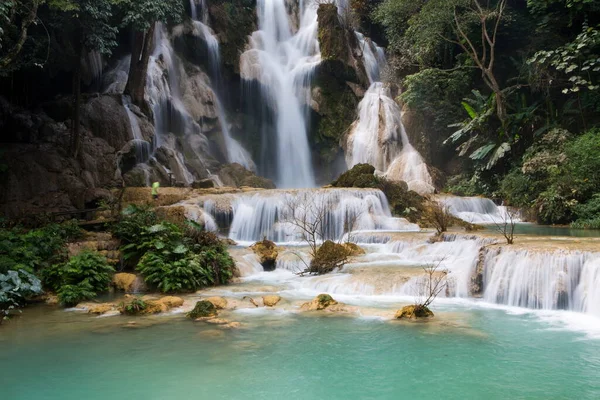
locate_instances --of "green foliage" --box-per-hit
[565,128,600,198]
[57,281,96,307]
[401,68,472,132]
[119,296,147,315]
[44,250,114,306]
[445,173,492,197]
[306,240,350,275]
[114,0,184,31]
[0,269,43,321]
[116,205,235,293]
[187,300,217,319]
[0,221,81,274]
[530,23,600,94]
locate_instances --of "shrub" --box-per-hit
[422,201,455,234]
[44,251,114,306]
[0,221,81,274]
[0,269,43,322]
[57,282,96,307]
[566,128,600,198]
[119,297,147,315]
[112,204,158,246]
[187,300,217,319]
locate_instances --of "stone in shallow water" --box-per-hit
[394,305,434,319]
[188,300,218,319]
[205,297,228,310]
[301,294,338,311]
[262,295,281,307]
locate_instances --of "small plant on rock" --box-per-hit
[119,297,147,315]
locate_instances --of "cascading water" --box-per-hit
[201,188,419,243]
[346,33,434,194]
[437,195,519,224]
[240,0,319,188]
[189,7,256,171]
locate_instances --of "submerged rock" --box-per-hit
[188,300,218,319]
[250,239,279,271]
[205,297,228,310]
[262,295,282,307]
[394,305,434,319]
[301,294,339,311]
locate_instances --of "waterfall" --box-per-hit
[346,33,434,194]
[437,195,519,224]
[240,0,319,188]
[202,188,419,242]
[482,247,600,316]
[123,96,151,164]
[189,13,256,171]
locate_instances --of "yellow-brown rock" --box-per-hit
[88,303,115,315]
[206,296,228,310]
[156,296,184,308]
[262,295,282,307]
[112,273,137,292]
[342,242,365,256]
[300,294,338,311]
[394,305,434,319]
[250,239,278,271]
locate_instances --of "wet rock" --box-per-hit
[218,163,276,189]
[301,294,339,311]
[112,273,138,293]
[309,240,350,274]
[192,179,215,189]
[205,318,230,325]
[88,303,115,315]
[342,242,365,256]
[45,294,59,305]
[394,305,434,319]
[188,300,218,319]
[206,296,228,310]
[262,295,282,307]
[250,239,279,271]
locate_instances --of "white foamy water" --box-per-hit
[208,188,419,242]
[438,195,520,224]
[346,34,433,194]
[240,0,320,187]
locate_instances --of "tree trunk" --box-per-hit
[70,45,83,158]
[0,1,40,69]
[125,23,155,114]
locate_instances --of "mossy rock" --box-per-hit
[250,239,278,271]
[309,240,350,275]
[317,4,349,61]
[218,163,276,189]
[342,242,365,256]
[301,293,339,311]
[394,304,434,319]
[188,300,218,319]
[332,164,376,187]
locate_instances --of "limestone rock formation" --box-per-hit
[218,163,276,189]
[262,295,282,307]
[250,239,279,271]
[112,273,138,293]
[205,296,228,310]
[301,294,339,311]
[188,300,218,319]
[394,305,434,319]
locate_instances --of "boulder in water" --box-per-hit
[308,241,350,275]
[332,163,375,187]
[342,242,365,256]
[87,303,116,315]
[262,295,282,307]
[301,294,339,311]
[205,297,228,310]
[188,300,218,319]
[250,239,279,271]
[394,305,434,319]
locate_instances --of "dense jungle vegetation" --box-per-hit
[364,0,600,226]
